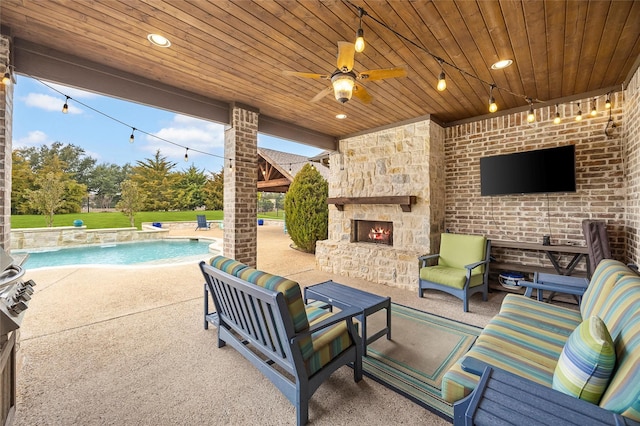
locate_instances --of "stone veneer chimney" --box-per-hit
[316,117,445,291]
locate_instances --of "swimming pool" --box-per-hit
[20,239,217,269]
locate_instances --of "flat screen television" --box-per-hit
[480,145,576,196]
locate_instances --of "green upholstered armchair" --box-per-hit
[418,233,491,312]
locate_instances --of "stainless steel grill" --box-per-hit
[0,248,35,425]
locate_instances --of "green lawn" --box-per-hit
[11,210,284,229]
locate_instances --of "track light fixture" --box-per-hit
[62,96,70,114]
[129,128,136,144]
[436,59,446,92]
[553,104,561,124]
[354,7,366,53]
[488,84,497,113]
[575,102,583,121]
[526,99,535,123]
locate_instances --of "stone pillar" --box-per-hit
[0,36,13,251]
[223,104,258,267]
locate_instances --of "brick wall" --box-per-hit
[223,106,258,267]
[625,67,640,263]
[0,36,12,250]
[445,93,626,272]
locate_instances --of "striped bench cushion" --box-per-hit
[499,294,582,336]
[236,267,309,334]
[209,255,248,276]
[302,304,353,376]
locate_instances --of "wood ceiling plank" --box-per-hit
[561,0,589,97]
[476,0,526,108]
[544,0,567,101]
[522,0,549,101]
[572,1,610,94]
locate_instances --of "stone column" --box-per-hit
[223,104,258,267]
[0,36,13,251]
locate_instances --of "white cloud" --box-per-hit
[23,93,82,114]
[13,130,52,148]
[142,115,224,160]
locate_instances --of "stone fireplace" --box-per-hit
[315,117,446,291]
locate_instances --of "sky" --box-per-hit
[11,75,324,174]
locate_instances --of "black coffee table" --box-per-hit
[303,280,391,356]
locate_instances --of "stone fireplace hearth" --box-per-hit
[315,118,445,291]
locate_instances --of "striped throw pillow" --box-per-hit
[552,315,616,404]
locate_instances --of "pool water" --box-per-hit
[21,239,215,269]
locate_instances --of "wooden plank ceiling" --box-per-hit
[2,0,640,143]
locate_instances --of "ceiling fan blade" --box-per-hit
[283,70,330,80]
[336,41,355,72]
[353,83,373,104]
[358,67,407,81]
[310,86,333,103]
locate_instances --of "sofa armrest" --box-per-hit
[518,275,588,300]
[290,305,361,344]
[419,253,440,267]
[455,356,640,426]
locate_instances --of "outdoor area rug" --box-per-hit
[362,303,482,420]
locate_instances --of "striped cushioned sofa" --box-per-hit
[200,255,362,426]
[442,259,640,422]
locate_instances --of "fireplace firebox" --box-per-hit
[351,220,393,246]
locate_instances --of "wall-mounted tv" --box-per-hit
[480,145,576,196]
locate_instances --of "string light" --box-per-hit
[526,99,535,123]
[591,99,597,117]
[436,59,446,92]
[553,104,561,124]
[488,84,497,113]
[1,66,11,86]
[354,7,366,53]
[184,147,189,162]
[129,128,136,143]
[605,94,612,109]
[575,102,583,121]
[62,96,70,114]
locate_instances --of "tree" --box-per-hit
[130,150,178,211]
[116,180,146,227]
[16,142,96,186]
[174,164,208,210]
[26,172,66,227]
[89,163,129,209]
[11,151,36,214]
[203,168,224,210]
[284,164,328,253]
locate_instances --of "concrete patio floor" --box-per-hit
[16,225,507,425]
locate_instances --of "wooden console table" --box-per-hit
[491,240,589,277]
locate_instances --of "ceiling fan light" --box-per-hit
[332,74,355,103]
[355,28,365,53]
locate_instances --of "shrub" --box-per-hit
[284,164,328,253]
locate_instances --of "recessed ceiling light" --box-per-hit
[147,33,171,48]
[336,113,348,119]
[491,59,513,70]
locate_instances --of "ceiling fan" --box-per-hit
[283,41,406,104]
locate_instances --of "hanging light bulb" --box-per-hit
[354,8,366,53]
[129,128,136,143]
[553,104,561,124]
[62,96,69,114]
[605,95,611,109]
[575,102,583,121]
[184,148,189,162]
[228,158,233,170]
[591,99,597,117]
[488,84,497,113]
[526,99,535,123]
[1,67,11,86]
[436,59,446,92]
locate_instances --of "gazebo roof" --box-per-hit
[257,147,330,193]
